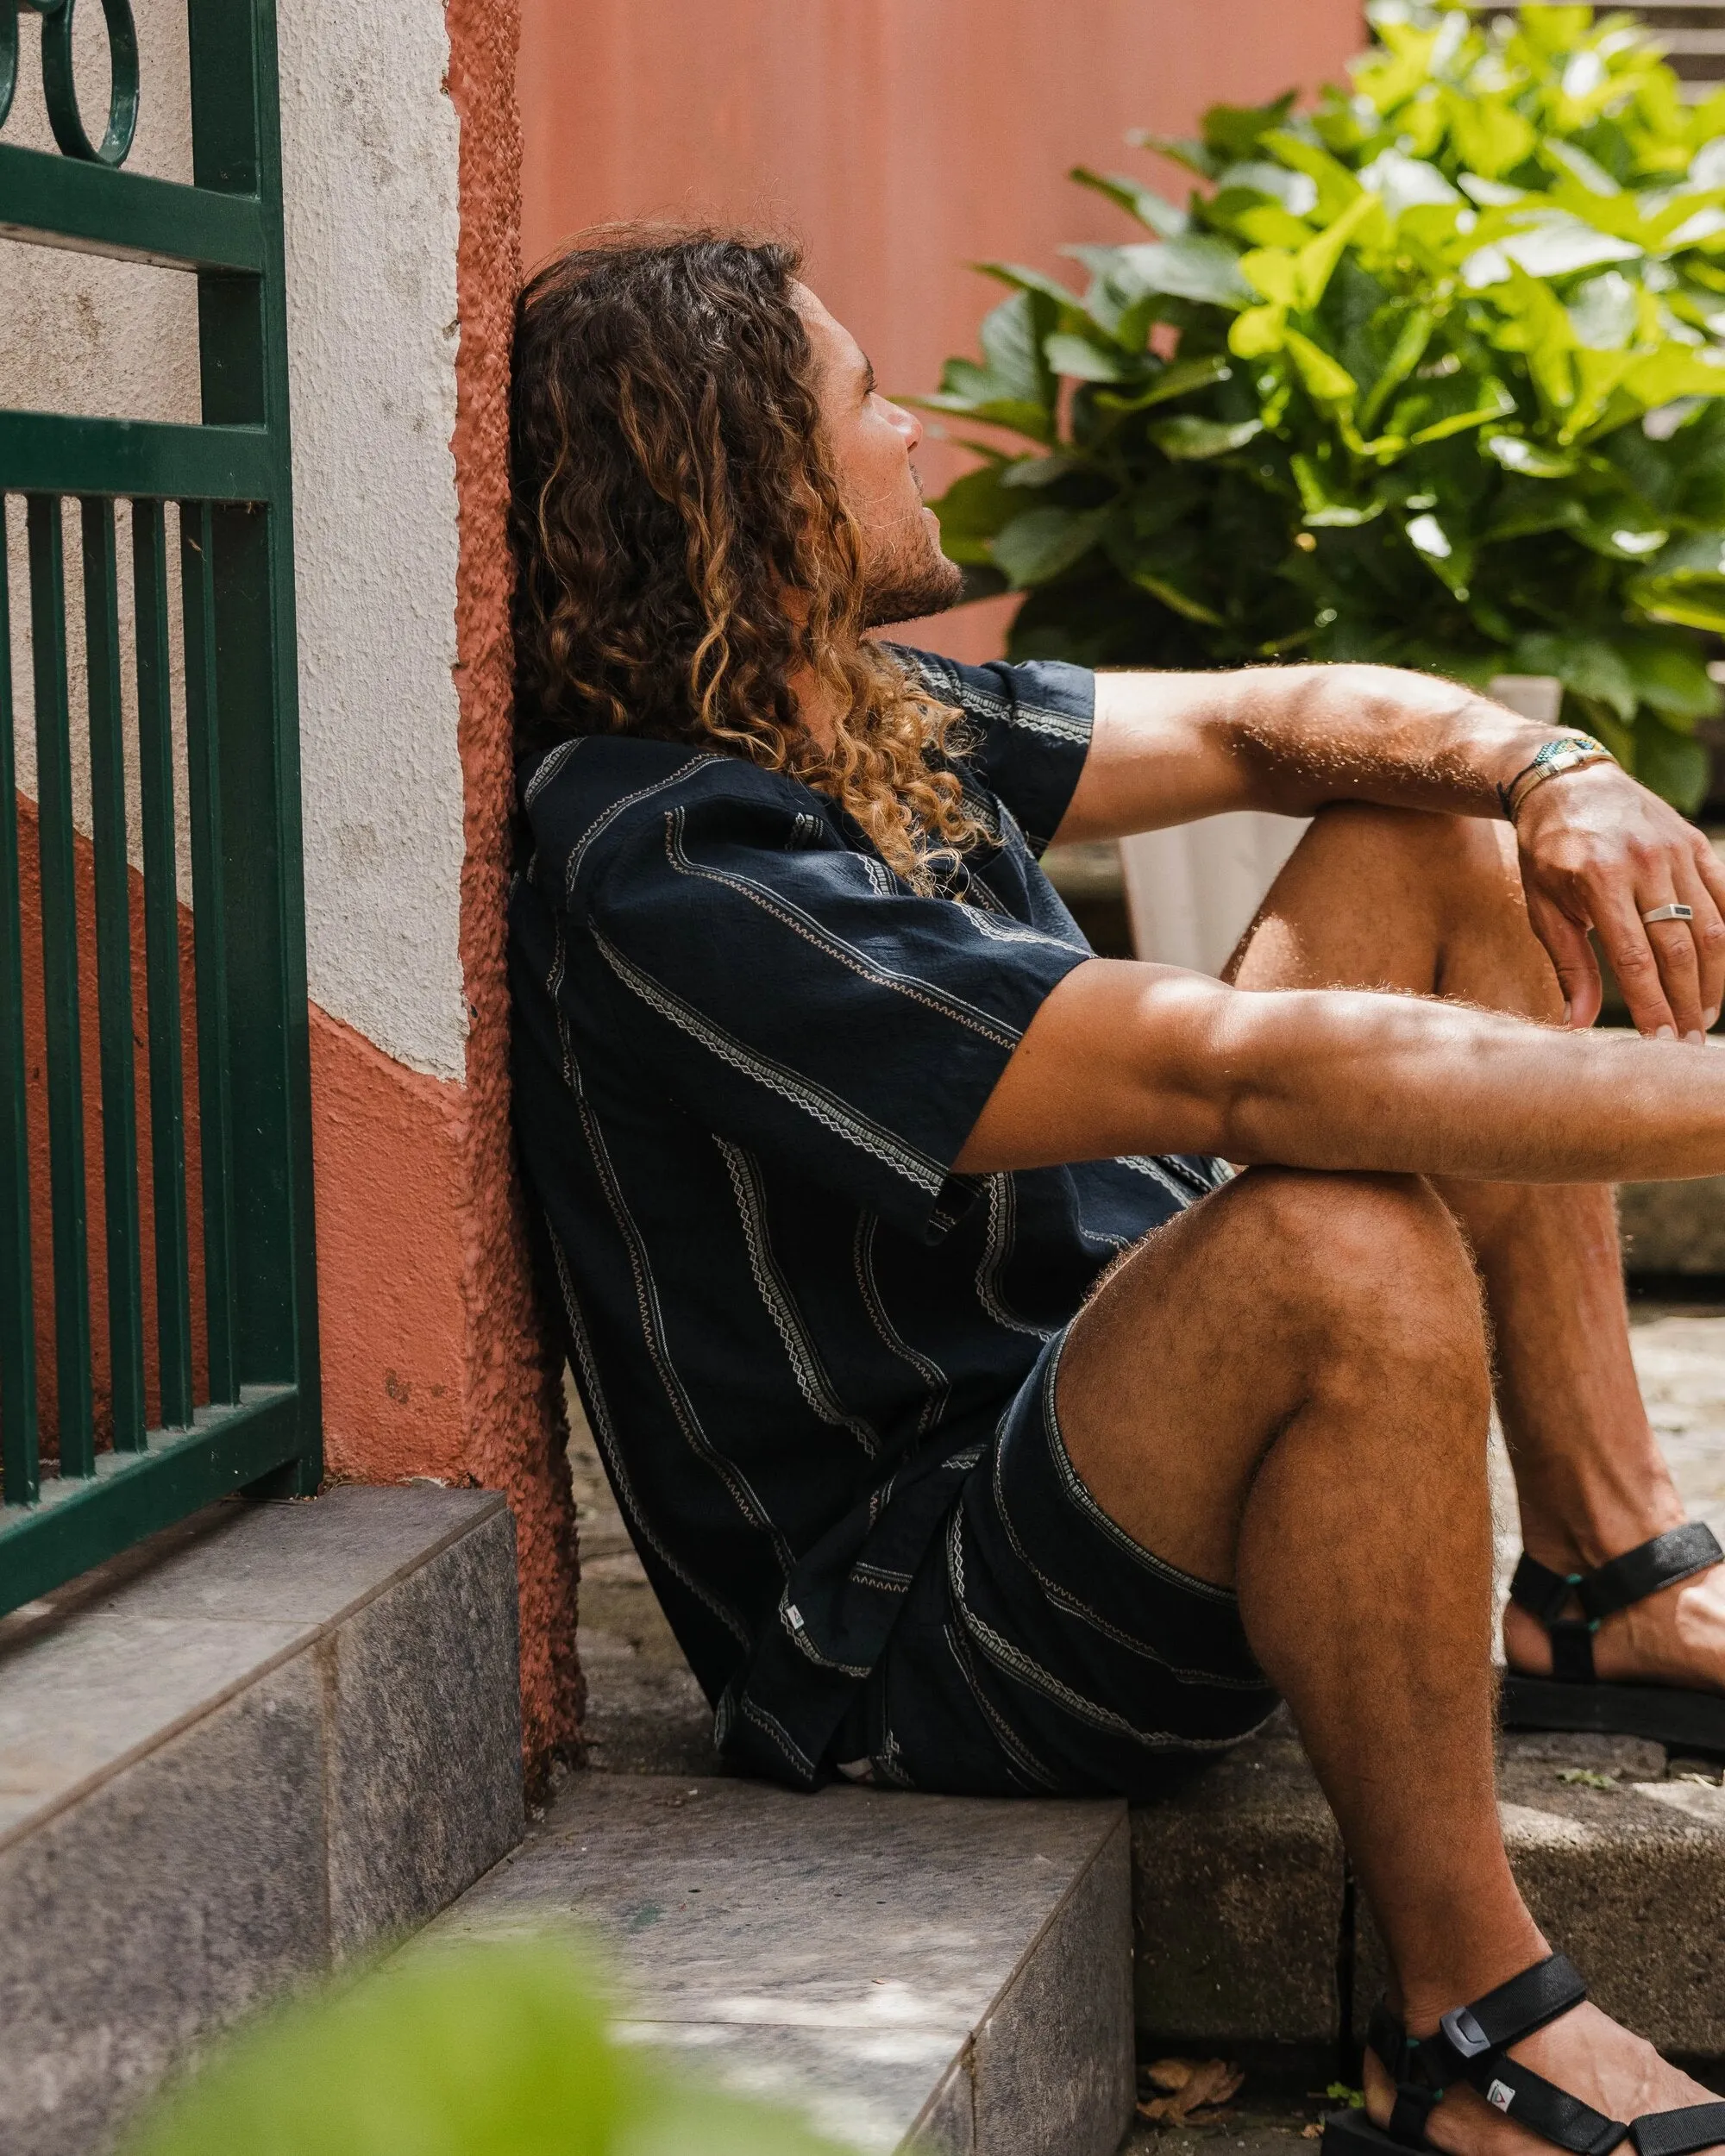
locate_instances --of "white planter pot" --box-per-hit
[1117,674,1564,971]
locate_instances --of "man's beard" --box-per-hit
[860,519,967,630]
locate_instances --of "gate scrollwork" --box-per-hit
[0,0,140,167]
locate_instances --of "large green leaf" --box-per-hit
[1284,331,1359,406]
[1215,160,1320,216]
[978,290,1057,407]
[1635,715,1712,810]
[925,461,1020,564]
[1617,635,1722,722]
[1044,332,1133,383]
[975,261,1084,313]
[992,505,1110,586]
[1110,236,1255,309]
[1150,416,1264,460]
[1295,191,1386,309]
[1069,166,1189,237]
[1484,433,1578,478]
[922,291,1059,441]
[1130,130,1220,180]
[1630,567,1725,631]
[1095,353,1235,413]
[1512,630,1639,719]
[1202,94,1297,164]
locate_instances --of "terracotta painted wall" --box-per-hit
[12,798,206,1451]
[518,0,1368,661]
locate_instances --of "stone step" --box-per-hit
[421,1771,1134,2156]
[0,1485,524,2156]
[1132,1727,1725,2060]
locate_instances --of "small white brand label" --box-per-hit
[1488,2082,1515,2114]
[785,1603,805,1633]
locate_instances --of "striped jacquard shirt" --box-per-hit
[507,650,1226,1786]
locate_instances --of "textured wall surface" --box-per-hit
[518,0,1367,662]
[446,0,583,1770]
[277,0,469,1079]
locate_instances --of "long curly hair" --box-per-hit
[509,228,988,890]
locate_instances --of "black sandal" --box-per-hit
[1323,1952,1725,2156]
[1499,1523,1725,1758]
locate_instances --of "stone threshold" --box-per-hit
[419,1771,1136,2156]
[0,1484,526,2156]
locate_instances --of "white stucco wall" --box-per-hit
[278,0,468,1081]
[1,0,471,1081]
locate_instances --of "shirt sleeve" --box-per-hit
[890,648,1096,856]
[577,777,1091,1242]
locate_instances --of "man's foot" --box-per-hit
[1503,1554,1725,1696]
[1364,2001,1722,2156]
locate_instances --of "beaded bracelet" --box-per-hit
[1497,735,1617,825]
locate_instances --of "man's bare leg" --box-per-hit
[1057,1164,1717,2152]
[1227,803,1725,1694]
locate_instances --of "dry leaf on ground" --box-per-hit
[1136,2057,1245,2125]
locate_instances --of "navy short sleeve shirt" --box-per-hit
[508,649,1226,1785]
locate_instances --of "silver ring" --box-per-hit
[1642,903,1696,924]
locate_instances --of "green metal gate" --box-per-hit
[0,0,320,1614]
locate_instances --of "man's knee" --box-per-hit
[1307,800,1520,920]
[1227,1166,1489,1387]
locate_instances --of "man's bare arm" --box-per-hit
[1051,662,1725,1044]
[1055,663,1556,840]
[954,957,1725,1186]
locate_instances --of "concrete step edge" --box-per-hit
[421,1772,1135,2156]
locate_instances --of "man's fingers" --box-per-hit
[1676,858,1725,1032]
[1595,889,1684,1037]
[1695,835,1725,924]
[1523,885,1602,1026]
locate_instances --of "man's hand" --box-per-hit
[1513,762,1725,1041]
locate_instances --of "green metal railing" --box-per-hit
[0,0,319,1614]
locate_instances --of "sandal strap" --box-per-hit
[1512,1555,1588,1631]
[1364,1957,1618,2156]
[1427,1951,1590,2071]
[1461,2055,1628,2156]
[1631,2103,1725,2156]
[1370,1998,1443,2148]
[1512,1528,1722,1630]
[1509,1528,1722,1688]
[1387,2085,1441,2147]
[1369,1999,1418,2082]
[1510,1557,1604,1682]
[1580,1526,1722,1623]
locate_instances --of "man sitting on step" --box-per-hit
[506,229,1725,2156]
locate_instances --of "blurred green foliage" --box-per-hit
[121,1939,847,2156]
[927,1,1725,805]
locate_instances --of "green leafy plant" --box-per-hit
[927,1,1725,805]
[121,1939,845,2156]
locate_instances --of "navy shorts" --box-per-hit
[832,1328,1279,1800]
